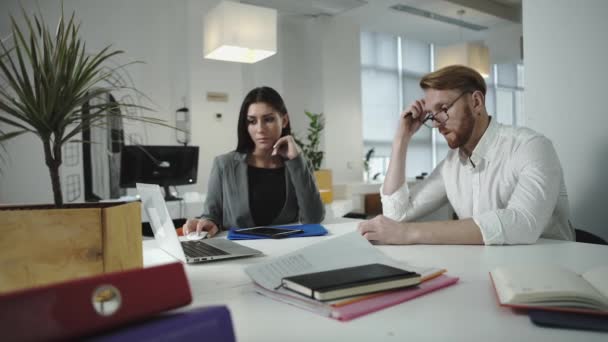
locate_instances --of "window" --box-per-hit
[361,32,432,181]
[361,31,524,181]
[493,63,525,126]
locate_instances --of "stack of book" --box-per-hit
[0,262,238,341]
[245,232,459,321]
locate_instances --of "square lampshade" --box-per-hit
[204,1,277,64]
[435,42,491,78]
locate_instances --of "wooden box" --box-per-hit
[0,201,143,293]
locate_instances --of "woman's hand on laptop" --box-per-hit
[183,218,219,238]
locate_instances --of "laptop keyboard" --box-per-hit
[181,241,230,258]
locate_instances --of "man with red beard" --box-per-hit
[358,65,573,245]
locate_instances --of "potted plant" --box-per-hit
[294,111,333,203]
[294,111,324,170]
[0,8,167,293]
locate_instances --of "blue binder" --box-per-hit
[529,310,608,332]
[89,306,236,342]
[227,224,328,240]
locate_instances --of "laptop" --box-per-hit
[136,183,262,263]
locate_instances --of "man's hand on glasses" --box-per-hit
[395,98,427,143]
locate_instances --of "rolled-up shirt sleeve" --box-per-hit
[473,137,562,245]
[381,160,448,222]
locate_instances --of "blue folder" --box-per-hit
[227,224,328,240]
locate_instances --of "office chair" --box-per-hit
[364,193,383,217]
[575,229,608,245]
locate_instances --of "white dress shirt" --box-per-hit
[381,118,574,245]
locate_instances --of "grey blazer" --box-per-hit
[199,151,325,229]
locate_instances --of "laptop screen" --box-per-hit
[136,183,186,262]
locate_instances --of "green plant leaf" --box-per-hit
[0,129,27,143]
[296,111,325,171]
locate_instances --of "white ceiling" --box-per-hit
[247,0,522,45]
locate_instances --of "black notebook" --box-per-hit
[281,263,421,301]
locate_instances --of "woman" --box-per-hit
[183,86,325,237]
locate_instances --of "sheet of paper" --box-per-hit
[245,232,436,290]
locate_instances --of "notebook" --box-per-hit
[136,183,262,263]
[281,263,421,301]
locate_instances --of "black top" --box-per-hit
[248,165,286,226]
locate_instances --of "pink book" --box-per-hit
[330,274,459,321]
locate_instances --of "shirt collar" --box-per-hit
[459,116,498,168]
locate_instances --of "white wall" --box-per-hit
[184,0,244,196]
[319,16,364,183]
[484,24,522,65]
[281,17,325,138]
[0,0,365,204]
[523,0,608,241]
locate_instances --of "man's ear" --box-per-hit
[282,113,289,128]
[472,91,485,110]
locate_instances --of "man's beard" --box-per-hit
[441,106,476,150]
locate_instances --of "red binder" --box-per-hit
[0,262,192,341]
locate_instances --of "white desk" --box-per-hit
[143,222,608,342]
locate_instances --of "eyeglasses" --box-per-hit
[422,91,470,128]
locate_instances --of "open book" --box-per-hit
[490,265,608,314]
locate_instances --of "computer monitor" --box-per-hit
[119,145,199,201]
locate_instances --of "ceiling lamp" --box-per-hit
[434,9,491,78]
[203,1,277,64]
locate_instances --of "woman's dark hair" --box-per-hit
[236,86,291,153]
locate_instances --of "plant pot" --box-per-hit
[314,169,333,204]
[0,201,143,293]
